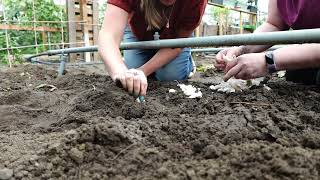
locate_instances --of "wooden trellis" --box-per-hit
[67,0,99,62]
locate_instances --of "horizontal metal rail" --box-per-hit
[191,46,284,53]
[30,59,104,66]
[26,28,320,61]
[191,48,224,53]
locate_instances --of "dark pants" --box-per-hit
[286,68,320,85]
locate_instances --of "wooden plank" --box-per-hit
[41,31,47,50]
[0,24,60,32]
[250,14,257,28]
[240,12,243,34]
[80,0,91,62]
[92,0,100,61]
[68,0,97,62]
[219,13,223,35]
[67,0,77,62]
[41,23,47,50]
[195,26,200,37]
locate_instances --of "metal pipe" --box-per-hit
[58,55,67,76]
[191,48,224,53]
[30,59,104,66]
[191,46,284,53]
[31,46,281,66]
[26,28,320,61]
[119,29,320,49]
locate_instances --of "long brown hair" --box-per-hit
[140,0,166,31]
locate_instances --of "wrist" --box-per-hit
[137,66,148,76]
[239,46,248,55]
[111,64,128,81]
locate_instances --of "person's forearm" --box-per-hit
[240,22,286,54]
[98,33,127,79]
[139,48,182,76]
[273,44,320,71]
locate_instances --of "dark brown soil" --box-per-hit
[1,63,320,180]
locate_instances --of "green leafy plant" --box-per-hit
[212,6,230,21]
[0,0,66,64]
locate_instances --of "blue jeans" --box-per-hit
[123,27,193,81]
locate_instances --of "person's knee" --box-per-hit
[155,65,189,81]
[155,51,192,81]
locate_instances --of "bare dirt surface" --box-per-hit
[1,60,320,179]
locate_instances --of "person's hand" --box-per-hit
[113,69,148,97]
[215,46,245,71]
[224,53,268,81]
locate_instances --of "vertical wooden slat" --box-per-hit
[219,13,223,35]
[60,0,65,50]
[195,26,200,37]
[41,23,47,50]
[80,0,91,62]
[67,0,77,62]
[239,12,243,34]
[32,0,39,54]
[92,0,100,61]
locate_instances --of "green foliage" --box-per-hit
[0,0,67,64]
[213,6,230,19]
[1,0,66,27]
[211,6,230,24]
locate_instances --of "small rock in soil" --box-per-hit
[69,148,84,164]
[0,168,13,180]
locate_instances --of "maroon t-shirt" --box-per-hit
[108,0,207,40]
[277,0,320,30]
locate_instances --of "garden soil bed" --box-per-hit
[0,61,320,179]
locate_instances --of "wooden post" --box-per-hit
[32,0,39,54]
[92,0,100,61]
[60,1,65,50]
[249,13,257,33]
[195,26,200,37]
[48,32,52,50]
[253,14,257,28]
[80,0,91,62]
[41,23,47,50]
[219,13,223,35]
[67,0,77,62]
[239,11,243,34]
[226,14,229,35]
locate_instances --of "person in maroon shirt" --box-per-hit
[98,0,207,99]
[215,0,320,85]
